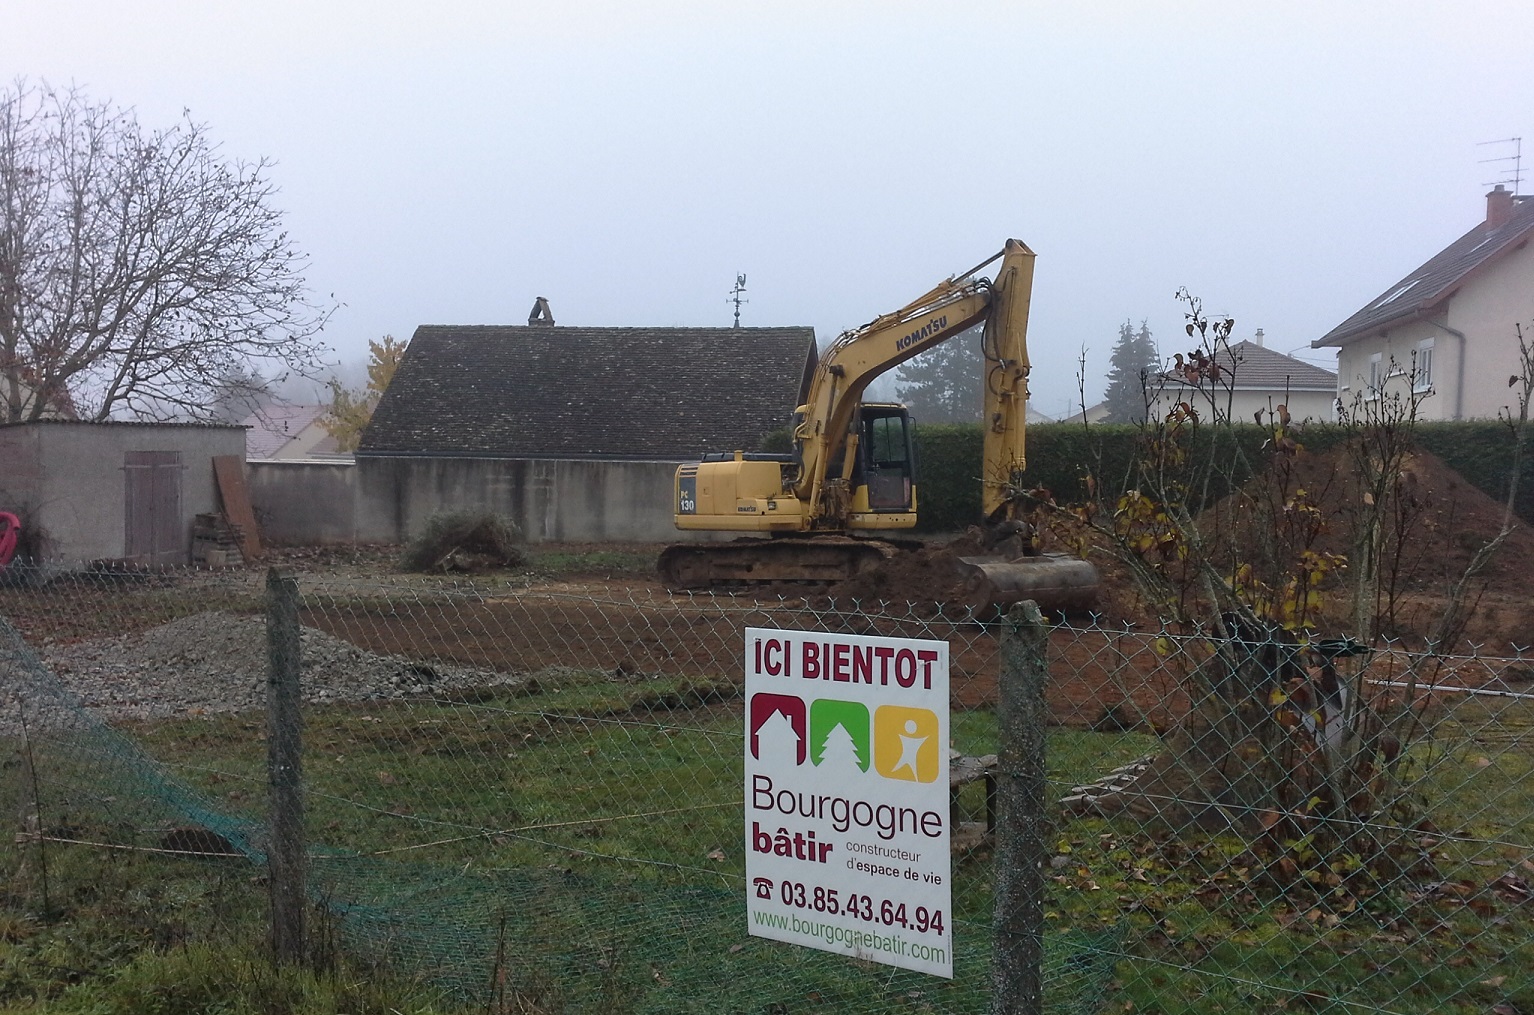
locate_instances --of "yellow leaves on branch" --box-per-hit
[1231,549,1346,635]
[322,335,408,452]
[1112,490,1186,564]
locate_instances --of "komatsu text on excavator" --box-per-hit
[657,239,1099,612]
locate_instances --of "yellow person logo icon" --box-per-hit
[873,706,939,783]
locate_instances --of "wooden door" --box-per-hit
[124,451,184,566]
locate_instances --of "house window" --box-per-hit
[1367,353,1383,397]
[1415,339,1434,392]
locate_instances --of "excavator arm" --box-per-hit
[792,239,1036,528]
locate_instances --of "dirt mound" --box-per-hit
[818,447,1534,646]
[1200,446,1534,593]
[1194,445,1534,649]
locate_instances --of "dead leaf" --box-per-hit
[706,849,726,862]
[376,770,396,785]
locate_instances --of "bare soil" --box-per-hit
[1192,446,1534,653]
[16,445,1528,735]
[819,445,1534,655]
[271,443,1534,732]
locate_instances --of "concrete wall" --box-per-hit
[247,460,359,544]
[246,456,693,545]
[356,456,687,543]
[0,422,244,567]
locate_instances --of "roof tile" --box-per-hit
[1316,195,1534,347]
[1164,340,1335,390]
[360,325,817,459]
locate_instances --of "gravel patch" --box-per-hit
[21,610,525,726]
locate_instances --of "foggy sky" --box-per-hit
[8,0,1532,417]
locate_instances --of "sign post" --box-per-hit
[744,627,952,978]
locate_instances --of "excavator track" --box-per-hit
[657,536,919,589]
[659,537,1101,615]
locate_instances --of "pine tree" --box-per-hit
[893,325,984,423]
[1102,319,1160,423]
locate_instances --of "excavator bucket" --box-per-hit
[955,552,1100,614]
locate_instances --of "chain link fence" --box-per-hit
[3,565,1532,1013]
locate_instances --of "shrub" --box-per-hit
[401,511,526,573]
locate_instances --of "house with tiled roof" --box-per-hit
[1313,185,1534,419]
[332,316,817,544]
[1149,334,1338,423]
[360,324,816,459]
[240,404,346,460]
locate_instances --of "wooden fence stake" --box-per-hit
[267,568,306,964]
[991,599,1049,1015]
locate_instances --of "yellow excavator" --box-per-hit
[658,239,1099,611]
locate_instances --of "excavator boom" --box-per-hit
[788,240,1034,528]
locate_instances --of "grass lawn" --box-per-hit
[2,665,1534,1011]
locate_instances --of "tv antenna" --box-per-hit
[1478,137,1523,192]
[728,273,748,328]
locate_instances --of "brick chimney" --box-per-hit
[1486,184,1515,229]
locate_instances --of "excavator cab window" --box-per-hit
[859,406,914,511]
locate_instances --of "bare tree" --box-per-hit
[0,79,331,423]
[1062,294,1534,901]
[209,364,274,423]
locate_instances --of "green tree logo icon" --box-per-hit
[809,699,870,773]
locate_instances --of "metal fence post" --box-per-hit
[266,568,306,964]
[991,599,1049,1015]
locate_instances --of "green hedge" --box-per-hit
[1415,420,1534,525]
[910,420,1534,533]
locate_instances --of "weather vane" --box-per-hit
[729,273,748,329]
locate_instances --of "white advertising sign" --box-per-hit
[744,626,952,978]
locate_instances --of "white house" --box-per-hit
[1150,334,1338,424]
[1313,185,1534,420]
[753,709,803,766]
[240,405,347,461]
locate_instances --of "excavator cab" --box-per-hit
[850,404,915,517]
